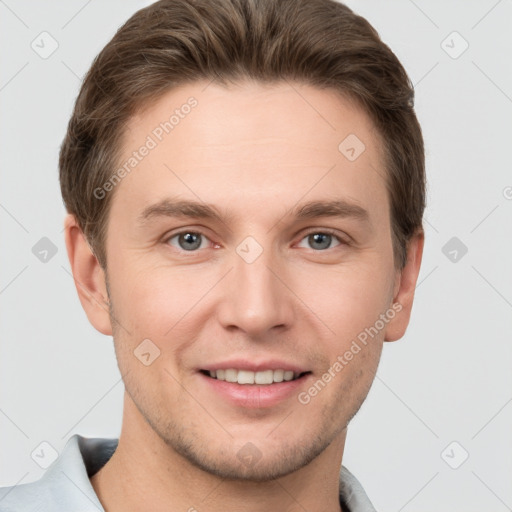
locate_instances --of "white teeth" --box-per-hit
[255,369,274,385]
[237,370,255,384]
[283,370,294,381]
[273,369,284,383]
[225,369,238,382]
[207,368,303,385]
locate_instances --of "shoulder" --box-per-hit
[0,477,52,512]
[0,434,118,512]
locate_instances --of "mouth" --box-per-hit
[197,363,313,408]
[199,368,311,385]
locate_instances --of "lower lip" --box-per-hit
[199,372,311,409]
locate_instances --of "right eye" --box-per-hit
[165,231,212,252]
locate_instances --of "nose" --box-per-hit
[216,242,295,338]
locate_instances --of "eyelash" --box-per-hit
[163,228,350,253]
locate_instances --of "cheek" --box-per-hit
[108,260,203,334]
[293,263,394,345]
[107,263,224,379]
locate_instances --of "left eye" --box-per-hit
[297,232,343,251]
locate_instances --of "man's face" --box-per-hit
[103,80,400,480]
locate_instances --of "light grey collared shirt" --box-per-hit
[0,434,377,511]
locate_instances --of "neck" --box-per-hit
[90,393,346,512]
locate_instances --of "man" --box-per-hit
[0,0,425,510]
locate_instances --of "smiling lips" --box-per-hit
[205,368,307,385]
[199,362,312,408]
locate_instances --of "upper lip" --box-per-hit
[199,359,309,373]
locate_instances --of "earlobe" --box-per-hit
[64,214,113,336]
[384,230,425,342]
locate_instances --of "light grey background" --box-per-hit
[1,1,511,511]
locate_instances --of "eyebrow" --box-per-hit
[137,197,371,226]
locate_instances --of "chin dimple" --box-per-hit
[205,368,302,385]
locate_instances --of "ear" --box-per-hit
[384,230,424,342]
[64,213,112,335]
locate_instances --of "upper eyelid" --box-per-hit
[300,227,348,241]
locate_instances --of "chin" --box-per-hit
[158,425,332,482]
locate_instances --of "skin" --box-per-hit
[65,80,424,512]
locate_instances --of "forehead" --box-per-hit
[113,80,388,223]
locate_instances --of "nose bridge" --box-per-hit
[219,237,293,335]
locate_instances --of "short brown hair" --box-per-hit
[59,0,426,270]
